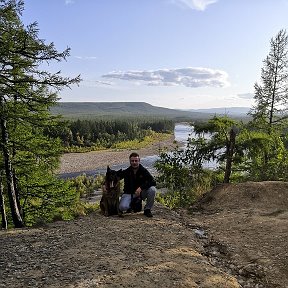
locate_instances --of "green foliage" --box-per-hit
[190,117,288,183]
[155,121,288,211]
[0,0,80,227]
[20,176,78,226]
[13,173,104,226]
[73,201,99,217]
[49,118,174,152]
[250,29,288,129]
[155,30,288,208]
[156,191,182,209]
[64,174,104,218]
[243,29,288,180]
[0,167,80,227]
[155,116,288,209]
[112,132,171,150]
[187,117,244,183]
[68,173,104,198]
[155,146,214,208]
[240,128,288,181]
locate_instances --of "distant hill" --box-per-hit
[50,102,251,121]
[186,107,250,116]
[50,102,211,120]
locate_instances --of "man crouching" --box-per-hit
[117,152,156,218]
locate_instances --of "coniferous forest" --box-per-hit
[46,118,174,152]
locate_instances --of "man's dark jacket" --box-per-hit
[118,164,156,194]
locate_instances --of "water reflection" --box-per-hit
[174,123,194,143]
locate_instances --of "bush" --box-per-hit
[155,149,215,208]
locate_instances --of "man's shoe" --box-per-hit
[118,211,124,217]
[144,209,153,218]
[126,208,132,213]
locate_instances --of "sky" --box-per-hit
[21,0,288,109]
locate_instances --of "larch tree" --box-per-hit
[248,29,288,180]
[0,0,80,227]
[250,29,288,130]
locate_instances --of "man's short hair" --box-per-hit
[129,152,139,159]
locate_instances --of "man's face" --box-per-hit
[130,156,140,169]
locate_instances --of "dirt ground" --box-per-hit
[186,181,288,288]
[1,182,287,288]
[1,203,240,288]
[1,142,288,287]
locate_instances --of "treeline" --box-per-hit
[48,118,174,151]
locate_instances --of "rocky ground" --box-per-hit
[1,204,241,288]
[1,141,288,288]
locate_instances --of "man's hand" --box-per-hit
[135,187,142,196]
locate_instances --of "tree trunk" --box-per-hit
[0,171,8,229]
[224,128,236,183]
[0,99,24,228]
[13,169,23,218]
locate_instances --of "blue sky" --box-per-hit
[22,0,288,109]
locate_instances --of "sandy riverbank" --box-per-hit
[57,135,179,174]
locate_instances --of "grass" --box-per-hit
[112,132,172,150]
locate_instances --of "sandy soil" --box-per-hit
[1,182,287,287]
[57,135,178,175]
[0,204,240,288]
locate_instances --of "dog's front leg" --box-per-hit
[104,198,109,217]
[117,198,123,217]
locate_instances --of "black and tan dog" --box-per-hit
[100,166,121,216]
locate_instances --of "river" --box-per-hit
[59,123,193,178]
[117,123,194,174]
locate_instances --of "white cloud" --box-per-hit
[65,0,74,5]
[102,67,229,88]
[172,0,218,11]
[238,93,254,99]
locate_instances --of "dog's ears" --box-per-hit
[107,165,111,172]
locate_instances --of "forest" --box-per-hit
[47,118,174,152]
